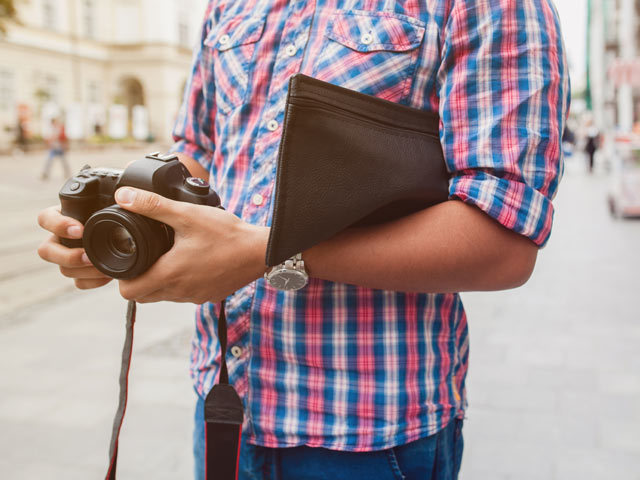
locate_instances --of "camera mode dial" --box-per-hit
[185,177,210,195]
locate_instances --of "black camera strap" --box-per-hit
[104,300,243,480]
[204,299,244,480]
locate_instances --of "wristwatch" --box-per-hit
[264,253,309,291]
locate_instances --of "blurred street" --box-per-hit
[0,147,639,479]
[0,146,197,478]
[461,153,640,480]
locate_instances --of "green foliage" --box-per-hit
[0,0,17,34]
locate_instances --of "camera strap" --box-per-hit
[103,300,243,480]
[204,299,244,480]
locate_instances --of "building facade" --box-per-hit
[0,0,208,149]
[588,0,640,133]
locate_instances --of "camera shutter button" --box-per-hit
[185,177,210,195]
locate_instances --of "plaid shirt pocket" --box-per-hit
[201,14,266,114]
[311,9,426,103]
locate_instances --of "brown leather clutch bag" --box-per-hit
[266,74,450,267]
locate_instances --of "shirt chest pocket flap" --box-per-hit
[312,10,426,103]
[202,14,266,114]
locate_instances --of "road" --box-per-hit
[0,147,639,479]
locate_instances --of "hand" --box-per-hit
[37,206,113,289]
[114,187,270,304]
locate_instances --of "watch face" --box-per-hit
[269,269,308,291]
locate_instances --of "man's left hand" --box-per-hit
[114,187,269,304]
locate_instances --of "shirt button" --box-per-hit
[230,346,243,358]
[252,193,264,206]
[285,44,297,57]
[360,32,373,45]
[267,119,279,131]
[219,34,230,46]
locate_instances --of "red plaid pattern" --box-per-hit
[171,0,570,451]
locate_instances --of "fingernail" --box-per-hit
[67,225,82,238]
[116,188,136,205]
[81,253,91,264]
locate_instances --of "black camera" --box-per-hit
[59,152,221,279]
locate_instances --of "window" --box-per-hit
[114,4,140,44]
[603,0,618,48]
[44,75,59,103]
[88,81,100,104]
[83,0,96,38]
[43,0,57,30]
[178,14,190,47]
[0,70,14,111]
[636,0,640,52]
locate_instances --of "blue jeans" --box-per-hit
[42,148,71,178]
[194,394,463,480]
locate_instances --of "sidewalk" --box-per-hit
[0,146,195,478]
[460,156,640,479]
[0,285,196,479]
[1,149,639,479]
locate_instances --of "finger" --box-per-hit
[117,252,175,301]
[60,265,110,280]
[115,187,188,228]
[75,278,113,290]
[38,235,93,268]
[134,289,168,304]
[37,206,83,239]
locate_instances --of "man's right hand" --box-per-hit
[37,206,112,290]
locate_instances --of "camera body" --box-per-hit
[59,152,221,279]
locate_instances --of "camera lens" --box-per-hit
[109,226,136,256]
[83,205,173,279]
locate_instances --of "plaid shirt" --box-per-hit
[171,0,570,451]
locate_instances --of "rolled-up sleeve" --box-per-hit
[170,1,216,172]
[438,0,570,246]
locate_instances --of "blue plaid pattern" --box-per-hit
[171,0,570,451]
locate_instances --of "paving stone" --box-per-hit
[597,370,640,395]
[526,366,598,392]
[461,470,510,480]
[599,418,640,454]
[0,459,103,480]
[470,385,558,413]
[554,448,640,480]
[462,439,556,479]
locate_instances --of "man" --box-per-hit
[37,0,569,478]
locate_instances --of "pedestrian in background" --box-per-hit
[41,117,70,181]
[585,122,600,174]
[14,118,28,155]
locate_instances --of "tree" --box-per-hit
[0,0,18,35]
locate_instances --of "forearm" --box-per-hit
[303,200,538,293]
[173,152,538,294]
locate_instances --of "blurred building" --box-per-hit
[588,0,640,133]
[0,0,208,149]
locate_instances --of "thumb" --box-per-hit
[115,187,186,227]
